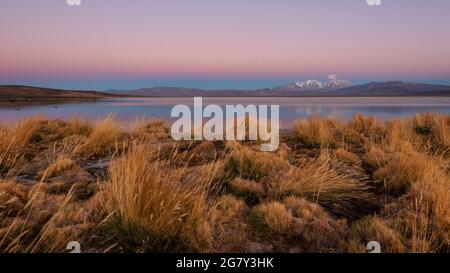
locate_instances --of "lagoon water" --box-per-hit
[1,97,450,128]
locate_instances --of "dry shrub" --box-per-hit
[106,141,214,252]
[74,115,123,157]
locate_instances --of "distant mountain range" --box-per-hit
[1,80,450,100]
[106,80,450,97]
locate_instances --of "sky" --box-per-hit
[0,0,450,90]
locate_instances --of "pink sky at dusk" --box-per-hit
[1,0,449,90]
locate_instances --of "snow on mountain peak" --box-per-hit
[283,75,353,91]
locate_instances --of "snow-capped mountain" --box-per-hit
[279,75,353,91]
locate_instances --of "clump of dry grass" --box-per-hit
[408,160,450,251]
[0,180,29,221]
[372,151,434,195]
[105,141,214,252]
[37,137,83,182]
[39,159,76,182]
[283,196,348,252]
[0,182,104,253]
[228,178,265,204]
[212,195,249,252]
[131,118,169,141]
[294,116,337,148]
[334,148,360,164]
[224,143,289,181]
[369,152,450,253]
[250,201,295,235]
[249,197,348,252]
[384,119,420,153]
[346,216,406,253]
[0,117,44,176]
[74,115,123,157]
[350,113,384,140]
[65,115,93,136]
[269,156,373,217]
[3,117,44,149]
[411,113,450,154]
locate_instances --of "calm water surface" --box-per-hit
[1,97,450,128]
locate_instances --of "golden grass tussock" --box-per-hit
[105,141,214,252]
[224,142,290,181]
[0,117,44,177]
[0,182,100,253]
[212,195,249,252]
[65,114,93,137]
[38,159,76,182]
[228,178,265,204]
[131,118,169,141]
[408,164,450,251]
[269,156,373,218]
[74,114,124,157]
[349,113,384,139]
[1,117,44,150]
[347,216,406,253]
[249,197,348,252]
[0,180,29,220]
[37,138,83,182]
[294,116,338,148]
[372,152,431,195]
[334,148,360,164]
[250,201,295,235]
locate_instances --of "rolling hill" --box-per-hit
[0,85,114,100]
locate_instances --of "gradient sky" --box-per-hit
[1,0,450,90]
